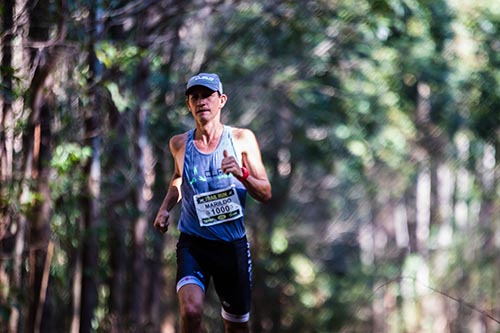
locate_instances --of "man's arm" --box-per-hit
[153,135,184,233]
[153,173,181,233]
[222,128,272,203]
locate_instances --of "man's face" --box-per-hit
[186,86,226,123]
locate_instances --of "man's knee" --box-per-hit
[180,300,203,323]
[179,284,204,318]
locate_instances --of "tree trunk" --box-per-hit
[0,0,14,209]
[79,87,101,333]
[130,55,152,330]
[0,1,15,330]
[26,101,53,333]
[105,108,129,332]
[478,143,496,248]
[23,0,65,330]
[79,1,103,331]
[70,234,83,333]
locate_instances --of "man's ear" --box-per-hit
[220,93,228,107]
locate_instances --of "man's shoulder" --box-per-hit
[169,132,188,152]
[230,127,259,154]
[230,127,255,141]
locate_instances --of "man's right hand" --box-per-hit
[154,209,170,233]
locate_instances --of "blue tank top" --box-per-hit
[178,126,247,241]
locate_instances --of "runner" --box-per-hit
[154,73,272,333]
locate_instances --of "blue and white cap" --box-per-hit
[185,73,223,95]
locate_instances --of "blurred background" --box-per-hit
[1,0,500,332]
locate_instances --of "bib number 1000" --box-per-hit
[211,205,231,215]
[193,185,244,227]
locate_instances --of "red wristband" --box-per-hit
[237,167,249,181]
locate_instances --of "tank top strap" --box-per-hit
[222,125,241,165]
[186,128,195,145]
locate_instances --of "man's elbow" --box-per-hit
[260,187,272,203]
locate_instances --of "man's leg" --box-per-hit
[178,284,205,333]
[216,237,252,333]
[223,320,249,333]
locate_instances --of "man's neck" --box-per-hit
[194,122,224,152]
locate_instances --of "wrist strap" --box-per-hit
[237,167,250,181]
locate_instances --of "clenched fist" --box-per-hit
[221,150,244,178]
[154,209,170,233]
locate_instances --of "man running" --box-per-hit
[153,73,272,333]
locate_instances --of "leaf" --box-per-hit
[105,82,128,112]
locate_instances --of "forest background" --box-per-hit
[1,0,500,332]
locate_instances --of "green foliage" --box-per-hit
[4,0,500,332]
[51,143,92,173]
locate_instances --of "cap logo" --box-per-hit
[194,75,215,81]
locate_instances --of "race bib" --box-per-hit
[193,185,243,227]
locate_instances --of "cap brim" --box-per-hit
[185,85,217,95]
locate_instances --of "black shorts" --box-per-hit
[176,233,252,323]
